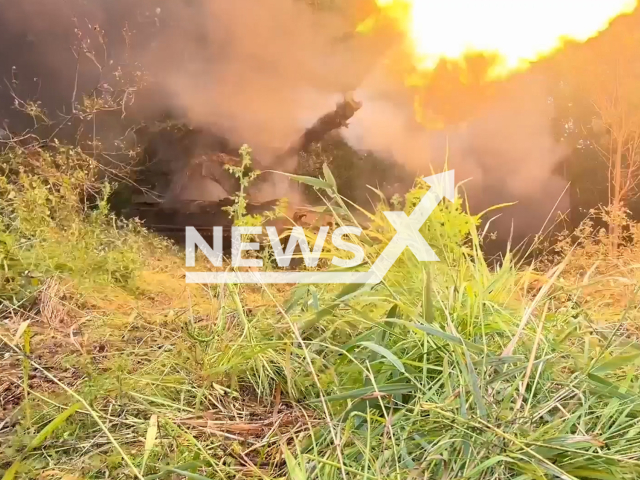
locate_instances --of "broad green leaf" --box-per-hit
[465,456,515,478]
[359,341,406,373]
[280,173,333,190]
[386,319,484,353]
[475,356,524,368]
[1,462,19,480]
[341,329,379,351]
[166,469,215,480]
[143,462,205,480]
[592,352,640,374]
[3,403,81,480]
[564,468,619,480]
[543,435,605,448]
[12,320,30,345]
[26,403,81,451]
[307,383,415,403]
[464,348,487,418]
[423,266,434,323]
[282,444,307,480]
[298,283,369,332]
[285,286,309,314]
[322,163,337,190]
[386,304,400,320]
[587,373,639,402]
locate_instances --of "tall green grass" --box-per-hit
[240,174,640,479]
[1,151,640,480]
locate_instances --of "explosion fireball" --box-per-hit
[360,0,638,127]
[369,0,638,79]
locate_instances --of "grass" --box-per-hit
[1,145,640,480]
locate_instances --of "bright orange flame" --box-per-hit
[371,0,638,79]
[359,0,638,128]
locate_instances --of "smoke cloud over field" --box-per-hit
[345,65,570,242]
[0,0,386,158]
[0,0,570,242]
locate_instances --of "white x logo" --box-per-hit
[185,171,455,285]
[369,171,455,282]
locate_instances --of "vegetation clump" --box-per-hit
[1,141,640,480]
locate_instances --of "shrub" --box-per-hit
[0,145,165,305]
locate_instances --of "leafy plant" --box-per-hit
[223,144,263,226]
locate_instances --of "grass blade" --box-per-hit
[1,462,20,480]
[166,469,215,480]
[3,403,82,480]
[141,414,158,475]
[282,444,308,480]
[592,352,640,375]
[307,383,415,403]
[26,403,81,451]
[464,348,487,418]
[359,341,406,373]
[143,462,205,480]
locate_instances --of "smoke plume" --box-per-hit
[344,60,570,245]
[0,0,570,244]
